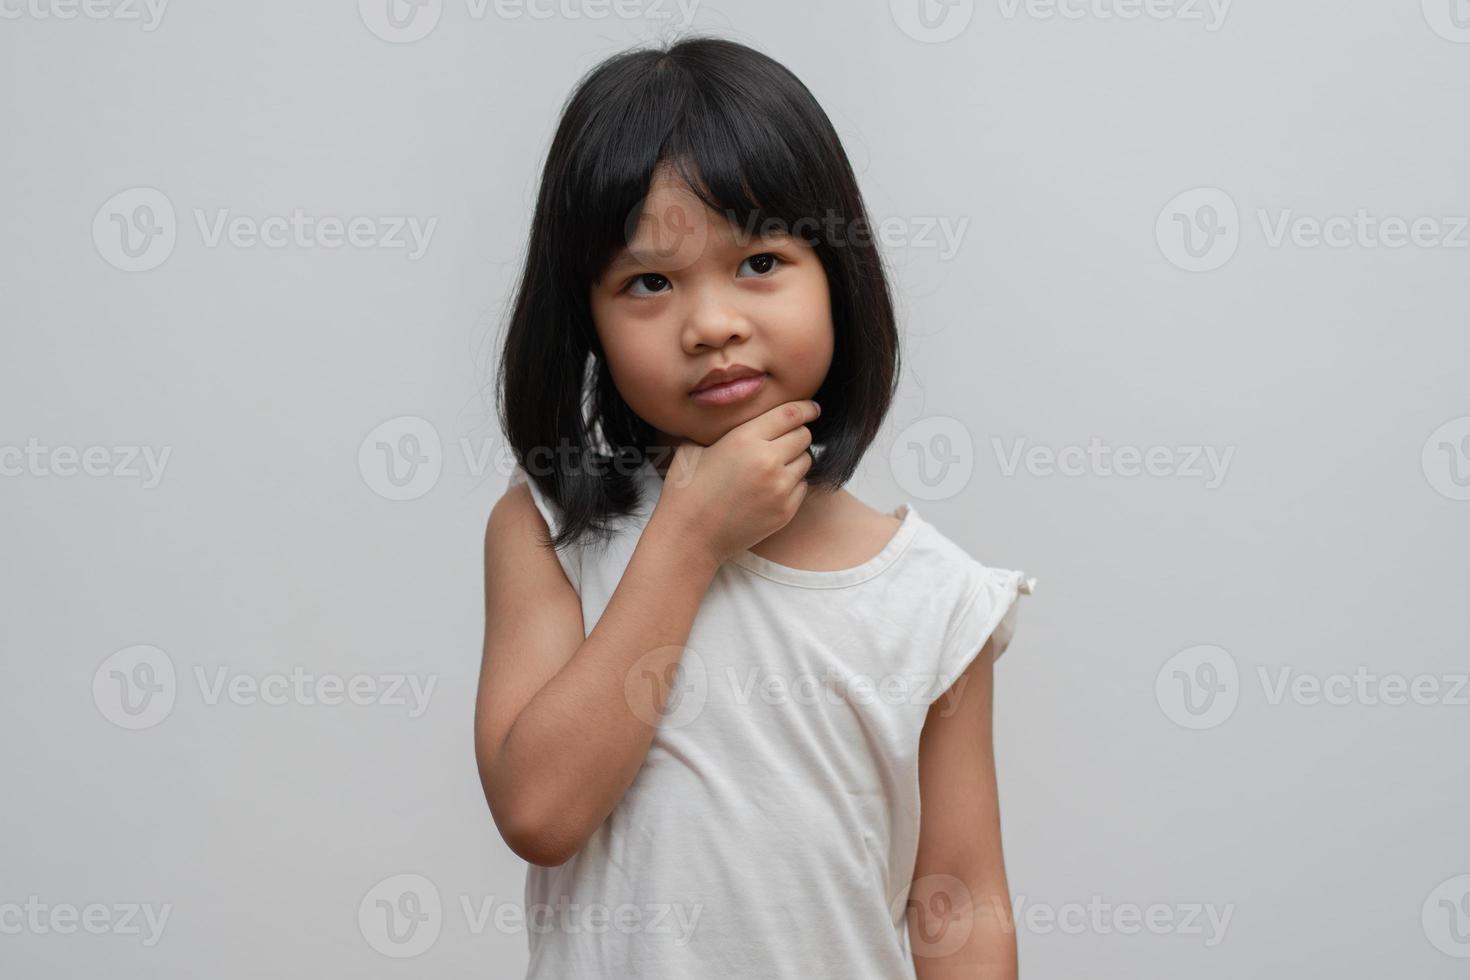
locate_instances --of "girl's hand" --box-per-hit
[657,399,822,565]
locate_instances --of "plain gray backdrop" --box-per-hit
[3,1,1468,976]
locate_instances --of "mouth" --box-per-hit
[689,372,768,407]
[691,364,763,392]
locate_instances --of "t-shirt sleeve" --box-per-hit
[507,464,582,594]
[930,561,1037,700]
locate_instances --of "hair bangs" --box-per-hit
[559,48,844,291]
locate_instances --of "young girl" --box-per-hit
[476,35,1036,979]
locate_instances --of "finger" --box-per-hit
[780,441,814,482]
[769,424,814,465]
[742,399,821,442]
[785,467,811,508]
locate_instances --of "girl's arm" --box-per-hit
[910,638,1019,979]
[474,480,721,867]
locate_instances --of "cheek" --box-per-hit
[593,315,681,418]
[612,349,672,412]
[601,322,663,385]
[765,271,834,381]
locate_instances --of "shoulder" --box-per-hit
[490,464,586,592]
[904,512,1035,622]
[498,464,565,538]
[840,494,906,555]
[488,464,576,562]
[484,474,543,557]
[900,507,985,582]
[910,514,1037,670]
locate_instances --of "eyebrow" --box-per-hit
[603,251,653,275]
[604,227,795,275]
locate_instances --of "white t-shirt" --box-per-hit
[506,457,1035,979]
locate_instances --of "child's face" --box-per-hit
[589,169,834,451]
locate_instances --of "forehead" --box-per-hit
[608,178,793,274]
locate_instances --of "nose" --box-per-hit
[681,283,753,354]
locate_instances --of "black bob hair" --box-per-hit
[496,34,900,552]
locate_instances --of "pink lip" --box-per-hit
[690,372,767,406]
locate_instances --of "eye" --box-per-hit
[738,253,782,278]
[624,273,671,297]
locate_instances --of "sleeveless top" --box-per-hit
[506,458,1036,979]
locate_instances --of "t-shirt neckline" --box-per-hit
[637,458,923,589]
